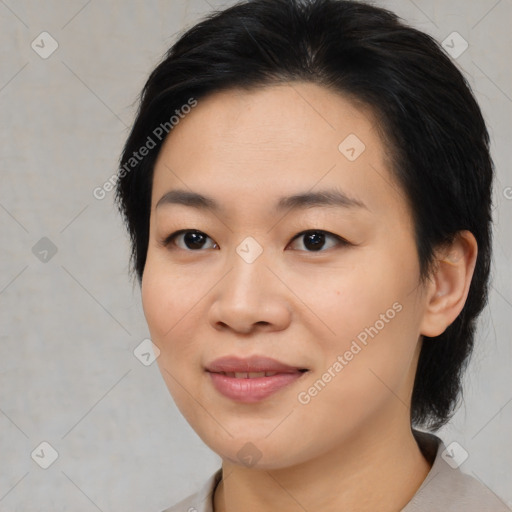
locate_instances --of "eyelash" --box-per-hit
[160,229,351,253]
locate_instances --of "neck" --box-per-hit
[213,420,432,512]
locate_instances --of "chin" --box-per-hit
[199,433,313,471]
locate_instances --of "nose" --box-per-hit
[207,248,292,335]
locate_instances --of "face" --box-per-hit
[142,83,430,469]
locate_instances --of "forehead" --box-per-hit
[160,83,378,155]
[151,82,407,220]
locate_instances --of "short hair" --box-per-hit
[115,0,494,430]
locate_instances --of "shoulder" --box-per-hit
[403,430,510,512]
[160,469,222,512]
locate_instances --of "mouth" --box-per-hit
[205,354,308,374]
[205,355,309,402]
[214,370,308,378]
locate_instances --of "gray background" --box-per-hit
[0,0,511,510]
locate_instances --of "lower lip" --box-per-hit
[208,372,305,403]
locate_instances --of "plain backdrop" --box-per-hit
[1,0,511,510]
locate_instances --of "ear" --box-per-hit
[419,230,478,338]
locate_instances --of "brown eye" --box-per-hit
[288,230,349,252]
[163,230,218,250]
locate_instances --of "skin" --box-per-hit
[141,82,478,512]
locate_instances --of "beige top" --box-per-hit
[162,431,510,511]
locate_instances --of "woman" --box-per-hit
[115,0,509,510]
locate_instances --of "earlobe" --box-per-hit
[419,230,478,338]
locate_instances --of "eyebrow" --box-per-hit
[155,188,369,213]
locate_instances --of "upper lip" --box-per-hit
[205,355,306,373]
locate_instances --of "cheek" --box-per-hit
[293,245,422,388]
[141,260,199,373]
[285,256,405,348]
[294,298,419,440]
[141,267,171,342]
[141,254,202,340]
[142,261,206,415]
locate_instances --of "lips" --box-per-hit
[205,355,308,402]
[205,355,306,374]
[219,371,281,378]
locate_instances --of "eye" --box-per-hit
[287,230,349,252]
[161,229,349,252]
[161,230,218,251]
